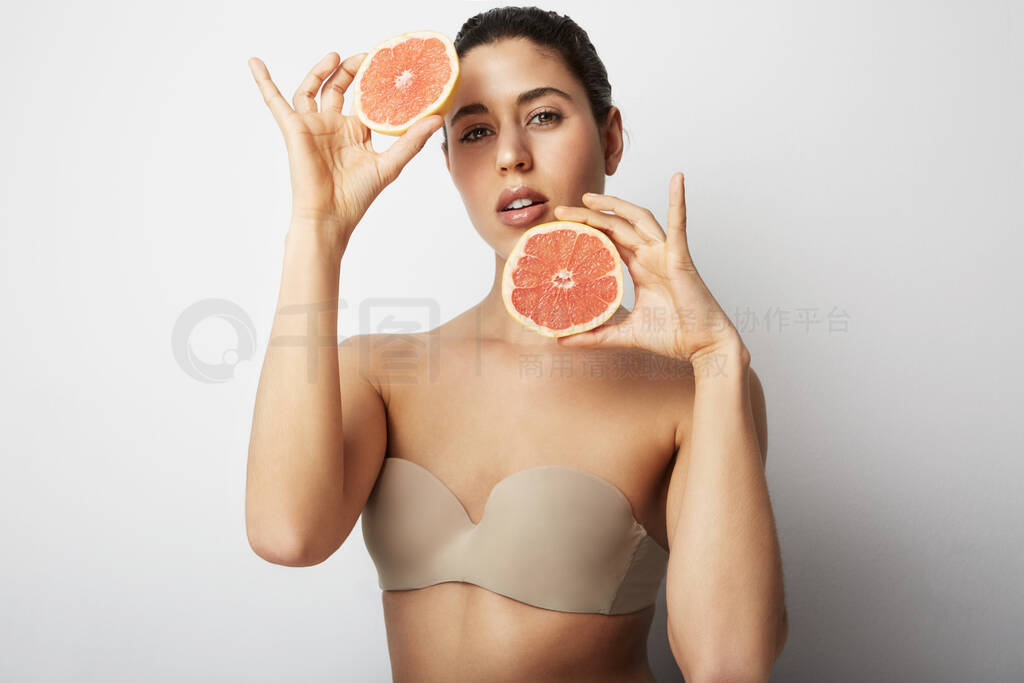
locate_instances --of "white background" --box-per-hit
[2,1,1021,681]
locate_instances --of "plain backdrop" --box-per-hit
[2,0,1021,681]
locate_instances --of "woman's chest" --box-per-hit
[375,342,691,550]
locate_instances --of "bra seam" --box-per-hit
[607,520,646,614]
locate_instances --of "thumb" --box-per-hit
[557,322,631,350]
[556,324,607,349]
[377,115,445,184]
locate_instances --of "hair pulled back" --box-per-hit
[441,6,618,153]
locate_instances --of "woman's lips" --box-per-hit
[497,201,549,227]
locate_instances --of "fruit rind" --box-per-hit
[351,30,460,136]
[501,221,624,338]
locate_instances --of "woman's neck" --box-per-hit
[472,252,564,348]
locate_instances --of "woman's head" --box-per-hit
[440,7,624,256]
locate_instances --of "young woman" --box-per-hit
[245,7,787,682]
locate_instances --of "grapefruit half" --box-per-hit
[350,31,460,136]
[502,221,624,338]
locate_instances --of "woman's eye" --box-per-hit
[460,127,490,143]
[531,110,562,125]
[458,111,562,144]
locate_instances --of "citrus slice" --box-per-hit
[502,221,624,338]
[350,31,460,136]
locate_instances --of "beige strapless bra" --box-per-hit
[360,457,669,615]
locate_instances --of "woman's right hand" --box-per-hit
[248,52,444,250]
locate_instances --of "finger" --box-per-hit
[321,52,368,114]
[581,192,666,242]
[557,320,634,350]
[292,52,341,113]
[375,115,445,185]
[666,172,689,256]
[667,172,696,272]
[248,57,296,133]
[552,204,646,252]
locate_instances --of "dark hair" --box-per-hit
[440,6,624,153]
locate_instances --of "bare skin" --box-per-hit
[349,300,696,683]
[246,36,702,681]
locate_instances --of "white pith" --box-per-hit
[394,69,414,89]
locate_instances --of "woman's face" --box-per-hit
[442,38,623,257]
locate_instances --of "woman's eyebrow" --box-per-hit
[449,87,573,127]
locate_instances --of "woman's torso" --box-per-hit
[364,306,694,682]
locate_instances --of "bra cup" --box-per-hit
[361,458,473,588]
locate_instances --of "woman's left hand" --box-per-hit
[552,172,745,364]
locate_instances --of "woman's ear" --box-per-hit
[602,106,624,176]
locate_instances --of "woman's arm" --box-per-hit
[246,225,346,563]
[664,342,787,682]
[550,174,788,679]
[244,53,442,563]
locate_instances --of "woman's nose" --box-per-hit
[495,129,532,173]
